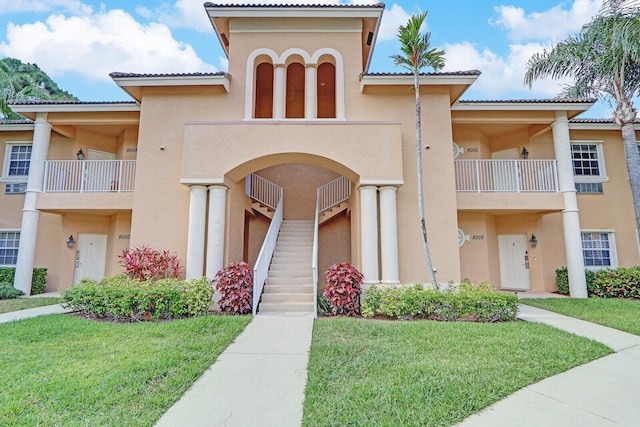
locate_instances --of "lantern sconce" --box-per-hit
[529,234,537,248]
[520,147,529,159]
[66,235,76,249]
[76,149,85,160]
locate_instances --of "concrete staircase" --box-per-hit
[259,219,315,313]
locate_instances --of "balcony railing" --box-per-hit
[455,160,559,192]
[43,160,136,192]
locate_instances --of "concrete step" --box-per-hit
[266,277,313,286]
[268,269,313,278]
[261,293,314,303]
[263,284,314,293]
[259,302,314,313]
[268,263,312,271]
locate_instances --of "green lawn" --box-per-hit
[303,317,611,427]
[0,297,62,314]
[0,314,251,426]
[521,298,640,336]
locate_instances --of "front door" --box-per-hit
[492,148,520,191]
[498,234,531,290]
[74,233,108,284]
[85,149,116,191]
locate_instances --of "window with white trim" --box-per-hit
[0,231,20,266]
[581,231,617,269]
[2,142,32,194]
[571,141,607,194]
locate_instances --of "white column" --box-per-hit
[379,186,400,284]
[359,185,379,284]
[14,112,51,295]
[305,65,317,119]
[206,185,227,279]
[552,111,588,298]
[274,65,285,119]
[185,185,207,280]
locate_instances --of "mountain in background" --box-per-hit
[0,57,78,120]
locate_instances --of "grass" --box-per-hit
[0,314,251,426]
[521,298,640,336]
[0,297,62,314]
[303,317,611,427]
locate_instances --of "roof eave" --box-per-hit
[9,103,141,114]
[360,74,480,92]
[452,100,594,112]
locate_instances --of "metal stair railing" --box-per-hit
[252,181,283,316]
[246,173,281,209]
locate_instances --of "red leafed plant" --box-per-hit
[212,261,253,314]
[119,246,182,281]
[323,263,364,316]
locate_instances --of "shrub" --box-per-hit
[323,263,364,317]
[119,246,182,281]
[317,294,331,316]
[592,267,640,299]
[61,276,212,321]
[212,262,253,314]
[556,266,617,297]
[0,267,47,294]
[361,284,518,322]
[0,282,24,299]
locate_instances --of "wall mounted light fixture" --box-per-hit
[520,147,529,159]
[66,235,76,249]
[529,234,537,248]
[76,149,85,160]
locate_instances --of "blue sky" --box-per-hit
[0,0,630,117]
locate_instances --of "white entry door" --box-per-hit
[74,233,108,284]
[85,149,116,191]
[492,148,520,191]
[498,234,531,290]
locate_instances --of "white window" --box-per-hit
[581,231,617,269]
[571,141,607,183]
[0,231,20,266]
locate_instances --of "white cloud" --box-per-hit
[377,4,411,42]
[491,0,603,41]
[0,0,92,15]
[0,9,217,80]
[443,41,569,99]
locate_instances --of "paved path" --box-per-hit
[0,303,68,324]
[155,312,314,427]
[457,304,640,426]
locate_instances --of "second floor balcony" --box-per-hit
[43,160,136,193]
[455,159,559,193]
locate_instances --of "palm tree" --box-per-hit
[391,12,445,289]
[524,0,640,236]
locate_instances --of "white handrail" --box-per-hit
[246,173,281,209]
[317,176,351,213]
[455,159,559,192]
[252,186,283,315]
[312,190,320,319]
[43,160,136,192]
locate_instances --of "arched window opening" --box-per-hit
[255,62,274,118]
[286,63,305,118]
[317,62,336,119]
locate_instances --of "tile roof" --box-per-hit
[571,117,640,123]
[364,70,481,77]
[8,100,137,105]
[0,119,33,124]
[458,98,595,104]
[109,72,229,78]
[203,2,385,8]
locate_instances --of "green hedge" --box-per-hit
[362,283,518,322]
[555,266,640,298]
[0,282,25,299]
[0,267,47,295]
[61,275,214,321]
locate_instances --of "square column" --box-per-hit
[14,112,51,295]
[359,185,379,284]
[552,111,587,298]
[379,186,400,284]
[206,185,227,279]
[185,185,207,280]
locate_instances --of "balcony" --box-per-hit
[36,160,136,214]
[43,160,136,192]
[455,160,564,212]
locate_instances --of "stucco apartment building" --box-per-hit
[1,3,639,307]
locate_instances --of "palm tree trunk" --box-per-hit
[414,73,439,289]
[621,121,640,236]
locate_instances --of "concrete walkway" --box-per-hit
[458,304,640,426]
[0,303,68,324]
[155,311,314,427]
